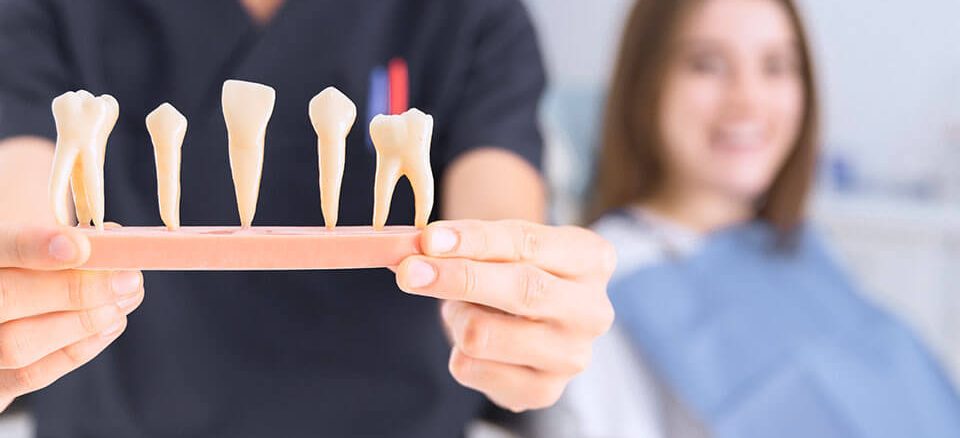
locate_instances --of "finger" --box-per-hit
[398,257,611,331]
[0,303,129,369]
[0,225,90,270]
[420,220,617,278]
[448,347,567,412]
[441,301,592,375]
[0,270,142,323]
[0,318,126,400]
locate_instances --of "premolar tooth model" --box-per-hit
[222,80,276,229]
[370,109,435,230]
[49,90,119,231]
[146,103,187,231]
[309,87,357,229]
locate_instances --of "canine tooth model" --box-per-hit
[146,103,187,230]
[309,87,357,229]
[222,80,275,229]
[369,109,435,230]
[50,90,119,231]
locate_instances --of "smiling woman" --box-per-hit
[590,0,818,234]
[527,0,960,437]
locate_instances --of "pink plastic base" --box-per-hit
[75,226,422,271]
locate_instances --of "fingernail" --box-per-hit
[112,272,141,296]
[404,259,437,289]
[429,227,458,254]
[117,295,141,313]
[99,320,125,339]
[48,234,76,262]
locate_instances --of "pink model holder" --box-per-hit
[76,226,422,271]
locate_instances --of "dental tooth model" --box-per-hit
[146,103,187,230]
[222,79,276,229]
[50,83,435,271]
[49,90,119,231]
[309,87,357,229]
[370,109,435,230]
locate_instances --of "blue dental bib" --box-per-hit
[611,222,960,438]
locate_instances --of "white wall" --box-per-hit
[801,0,960,193]
[524,0,633,87]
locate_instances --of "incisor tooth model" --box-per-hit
[222,79,276,229]
[146,103,187,230]
[370,108,435,230]
[309,87,357,229]
[50,90,119,231]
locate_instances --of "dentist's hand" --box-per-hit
[396,220,616,412]
[0,225,143,410]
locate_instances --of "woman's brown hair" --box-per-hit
[588,0,820,234]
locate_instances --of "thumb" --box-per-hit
[0,224,90,270]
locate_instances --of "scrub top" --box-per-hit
[0,0,546,436]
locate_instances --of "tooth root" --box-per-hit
[79,146,105,230]
[49,143,80,226]
[309,87,357,229]
[372,161,402,230]
[222,80,276,229]
[70,162,91,226]
[49,91,116,230]
[406,163,435,229]
[87,95,118,231]
[146,103,188,231]
[369,108,435,230]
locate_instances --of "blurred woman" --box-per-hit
[531,0,960,437]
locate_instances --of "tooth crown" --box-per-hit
[309,87,357,144]
[370,108,435,229]
[370,109,433,156]
[50,90,119,230]
[146,103,187,231]
[53,92,105,139]
[222,80,276,146]
[146,103,187,146]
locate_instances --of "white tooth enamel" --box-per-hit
[222,80,276,229]
[370,108,435,230]
[309,87,357,229]
[50,90,118,230]
[146,103,187,231]
[718,123,763,148]
[725,124,762,144]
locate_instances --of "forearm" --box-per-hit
[441,148,547,222]
[0,136,58,224]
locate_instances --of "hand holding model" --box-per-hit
[396,220,616,412]
[0,225,144,410]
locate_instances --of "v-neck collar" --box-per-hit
[236,0,291,32]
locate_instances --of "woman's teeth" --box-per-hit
[713,124,765,150]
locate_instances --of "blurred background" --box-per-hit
[0,1,957,436]
[524,0,960,388]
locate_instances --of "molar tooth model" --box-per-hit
[370,109,435,231]
[49,80,435,271]
[49,91,118,231]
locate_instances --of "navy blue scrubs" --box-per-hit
[0,0,545,436]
